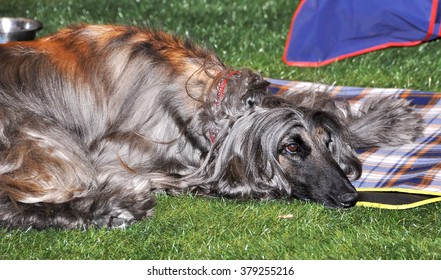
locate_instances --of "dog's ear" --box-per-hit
[315,112,363,181]
[211,153,287,200]
[188,110,291,200]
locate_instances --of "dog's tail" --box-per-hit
[347,96,425,149]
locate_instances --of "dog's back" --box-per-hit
[0,25,220,143]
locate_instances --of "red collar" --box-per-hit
[209,71,239,144]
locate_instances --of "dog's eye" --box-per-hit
[285,143,300,154]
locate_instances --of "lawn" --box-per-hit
[1,0,441,260]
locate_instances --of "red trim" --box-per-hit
[285,40,424,67]
[423,0,439,41]
[283,0,440,67]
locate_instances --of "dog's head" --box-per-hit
[192,95,360,208]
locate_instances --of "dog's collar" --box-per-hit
[214,71,238,107]
[209,71,239,144]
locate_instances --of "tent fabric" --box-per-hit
[268,78,441,208]
[283,0,441,67]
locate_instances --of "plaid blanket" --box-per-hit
[268,78,441,208]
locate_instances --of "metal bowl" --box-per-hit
[0,17,42,43]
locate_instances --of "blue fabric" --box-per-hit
[284,0,441,67]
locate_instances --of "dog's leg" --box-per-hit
[84,171,156,229]
[0,108,96,229]
[347,96,425,148]
[86,137,157,228]
[0,108,156,229]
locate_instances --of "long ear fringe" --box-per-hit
[180,109,296,200]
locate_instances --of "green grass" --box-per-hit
[2,195,441,260]
[1,0,441,260]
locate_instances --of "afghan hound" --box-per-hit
[0,25,424,229]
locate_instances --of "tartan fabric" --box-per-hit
[267,78,441,193]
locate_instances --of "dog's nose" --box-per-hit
[338,192,358,208]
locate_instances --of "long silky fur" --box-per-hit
[0,24,424,229]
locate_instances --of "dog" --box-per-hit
[0,24,424,229]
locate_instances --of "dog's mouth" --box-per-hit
[336,191,359,208]
[294,188,359,209]
[319,191,359,209]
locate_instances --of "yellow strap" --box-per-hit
[355,187,441,209]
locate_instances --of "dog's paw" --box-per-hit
[92,209,135,229]
[91,193,156,229]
